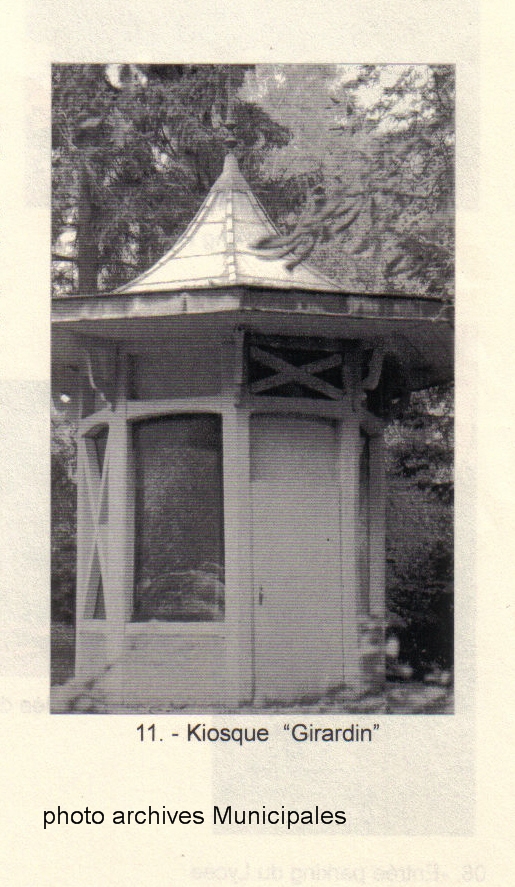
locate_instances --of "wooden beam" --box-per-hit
[339,397,363,693]
[106,352,132,663]
[250,346,343,400]
[368,433,386,619]
[222,403,253,705]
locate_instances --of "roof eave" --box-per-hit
[52,285,453,325]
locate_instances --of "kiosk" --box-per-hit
[52,151,453,708]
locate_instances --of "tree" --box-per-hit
[246,64,454,298]
[51,411,77,624]
[52,64,291,295]
[385,385,454,674]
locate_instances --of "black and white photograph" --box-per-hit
[50,64,454,715]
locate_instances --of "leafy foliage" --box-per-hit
[52,64,290,294]
[385,386,454,673]
[386,384,454,503]
[248,64,454,297]
[51,413,77,623]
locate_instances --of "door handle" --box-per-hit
[258,587,264,606]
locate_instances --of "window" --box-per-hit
[132,414,225,622]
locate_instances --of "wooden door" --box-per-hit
[250,414,344,703]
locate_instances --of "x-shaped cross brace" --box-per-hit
[250,346,343,400]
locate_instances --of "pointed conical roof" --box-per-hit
[115,153,340,295]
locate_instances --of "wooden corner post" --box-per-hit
[106,351,132,664]
[221,333,253,705]
[339,348,364,695]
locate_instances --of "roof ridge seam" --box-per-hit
[114,189,216,294]
[115,155,342,296]
[225,187,237,284]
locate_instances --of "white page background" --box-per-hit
[1,1,513,883]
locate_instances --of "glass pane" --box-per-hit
[133,415,225,622]
[358,432,371,614]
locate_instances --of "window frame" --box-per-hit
[126,397,230,634]
[129,410,225,624]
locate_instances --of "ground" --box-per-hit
[51,622,453,714]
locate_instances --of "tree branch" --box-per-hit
[52,253,77,263]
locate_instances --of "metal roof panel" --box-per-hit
[115,153,341,296]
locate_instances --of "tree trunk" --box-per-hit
[77,153,99,294]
